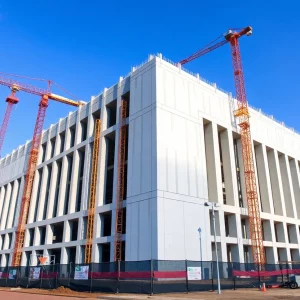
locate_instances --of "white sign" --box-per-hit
[74,266,89,280]
[29,267,41,280]
[187,267,202,280]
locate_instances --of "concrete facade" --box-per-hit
[1,54,300,266]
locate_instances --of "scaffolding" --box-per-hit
[114,99,127,261]
[85,119,101,264]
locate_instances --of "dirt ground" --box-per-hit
[1,287,300,299]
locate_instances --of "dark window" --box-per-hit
[50,138,56,158]
[106,100,117,128]
[81,119,87,142]
[105,168,114,204]
[70,127,75,148]
[234,139,244,207]
[5,182,15,229]
[64,155,73,215]
[29,228,34,246]
[42,144,47,162]
[70,219,78,241]
[34,170,43,222]
[60,133,65,153]
[12,178,21,227]
[100,243,110,262]
[53,161,62,217]
[76,151,85,212]
[8,233,12,249]
[52,222,64,244]
[67,247,76,263]
[40,227,46,245]
[101,212,112,237]
[43,165,52,220]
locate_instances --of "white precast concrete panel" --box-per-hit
[162,198,185,259]
[141,111,152,193]
[125,60,158,261]
[183,202,211,260]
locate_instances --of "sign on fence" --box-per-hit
[29,267,41,280]
[187,267,202,280]
[74,266,89,280]
[9,269,17,279]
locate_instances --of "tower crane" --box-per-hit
[179,26,266,267]
[0,74,85,266]
[0,74,81,157]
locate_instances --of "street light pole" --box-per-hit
[198,227,203,280]
[205,201,221,295]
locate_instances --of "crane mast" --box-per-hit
[227,33,265,266]
[0,87,19,156]
[179,26,265,267]
[12,96,48,266]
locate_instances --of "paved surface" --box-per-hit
[1,288,300,299]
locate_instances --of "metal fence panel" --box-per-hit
[0,260,297,293]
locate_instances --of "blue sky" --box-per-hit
[0,0,299,156]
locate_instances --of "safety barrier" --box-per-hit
[0,260,297,293]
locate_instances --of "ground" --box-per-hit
[1,287,300,299]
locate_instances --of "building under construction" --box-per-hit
[0,53,300,266]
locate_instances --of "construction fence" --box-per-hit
[0,260,298,294]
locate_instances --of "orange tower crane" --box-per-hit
[0,74,81,157]
[0,76,84,266]
[114,99,127,261]
[85,119,101,264]
[179,26,266,267]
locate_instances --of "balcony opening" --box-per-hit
[41,143,47,163]
[106,99,117,128]
[66,247,76,264]
[99,243,110,262]
[43,165,52,220]
[274,222,285,243]
[101,211,112,237]
[33,170,43,222]
[28,228,34,246]
[218,132,226,204]
[53,160,62,218]
[48,248,61,264]
[243,245,251,264]
[69,125,76,148]
[64,154,73,215]
[50,137,56,158]
[234,139,244,207]
[70,219,79,241]
[76,149,85,212]
[8,233,12,249]
[40,226,46,245]
[105,133,115,204]
[80,117,88,142]
[59,133,65,153]
[52,222,64,244]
